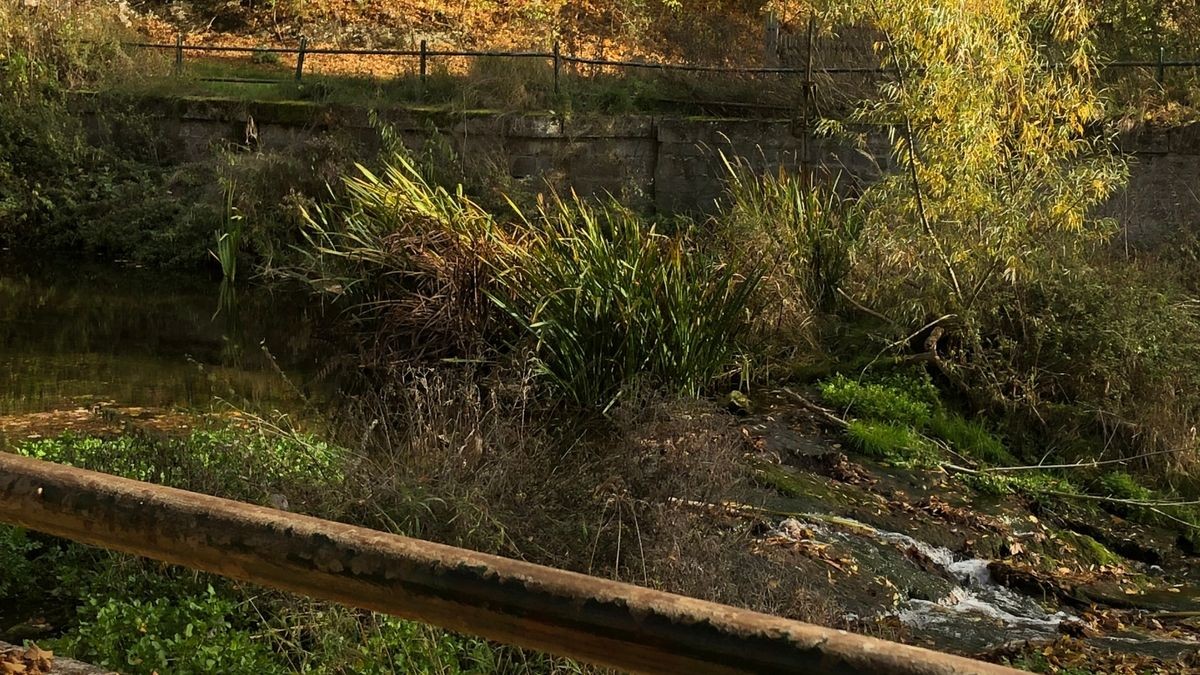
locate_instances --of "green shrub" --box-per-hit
[958,470,1078,498]
[818,373,934,428]
[0,526,39,598]
[976,261,1200,466]
[930,411,1014,466]
[352,616,498,674]
[57,588,284,675]
[492,196,760,409]
[1099,471,1154,502]
[15,428,346,509]
[845,419,936,466]
[0,1,154,251]
[958,471,1015,497]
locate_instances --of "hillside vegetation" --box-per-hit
[108,0,1200,120]
[134,0,772,62]
[6,1,1200,673]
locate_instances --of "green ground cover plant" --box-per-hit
[0,428,586,674]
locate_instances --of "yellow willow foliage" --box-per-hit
[811,0,1126,318]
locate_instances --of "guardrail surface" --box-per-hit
[0,452,1021,675]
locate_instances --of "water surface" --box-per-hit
[0,256,323,436]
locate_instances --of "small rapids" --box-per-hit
[775,516,1075,650]
[874,528,1075,645]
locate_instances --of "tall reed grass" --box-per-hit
[491,195,760,410]
[288,151,761,408]
[212,182,243,281]
[721,158,863,316]
[288,153,500,356]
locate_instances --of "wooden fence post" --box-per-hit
[295,36,308,82]
[420,39,428,93]
[553,41,562,96]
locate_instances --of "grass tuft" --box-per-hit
[930,411,1015,466]
[1098,471,1154,502]
[491,195,760,409]
[845,419,936,466]
[818,373,933,428]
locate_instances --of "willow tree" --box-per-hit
[804,0,1126,326]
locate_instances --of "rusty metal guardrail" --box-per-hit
[0,452,1021,674]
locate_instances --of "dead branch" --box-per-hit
[780,388,849,428]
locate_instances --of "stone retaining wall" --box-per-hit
[74,95,1199,243]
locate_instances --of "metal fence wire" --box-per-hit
[129,34,1200,88]
[128,35,891,94]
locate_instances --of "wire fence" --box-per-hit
[119,33,1200,122]
[127,35,888,99]
[128,34,1200,85]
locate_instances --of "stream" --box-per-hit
[769,508,1200,660]
[0,256,322,434]
[4,258,1200,666]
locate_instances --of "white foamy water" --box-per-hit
[896,541,1074,639]
[777,514,1078,647]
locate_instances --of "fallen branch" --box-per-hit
[1147,611,1200,620]
[1037,490,1200,509]
[667,497,875,534]
[941,462,981,476]
[780,388,848,428]
[861,316,953,376]
[668,497,778,519]
[980,449,1181,473]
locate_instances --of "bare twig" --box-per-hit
[871,9,963,301]
[1040,490,1200,509]
[980,448,1180,473]
[1149,610,1200,620]
[1148,506,1200,531]
[780,388,849,428]
[942,465,1200,512]
[835,288,901,329]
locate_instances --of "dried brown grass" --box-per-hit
[330,363,838,623]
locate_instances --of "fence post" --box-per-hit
[420,39,428,93]
[174,33,184,76]
[295,36,308,82]
[553,41,561,96]
[801,17,814,189]
[1157,46,1165,85]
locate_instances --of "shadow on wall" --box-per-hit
[74,94,1200,242]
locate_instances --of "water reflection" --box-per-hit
[0,256,322,417]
